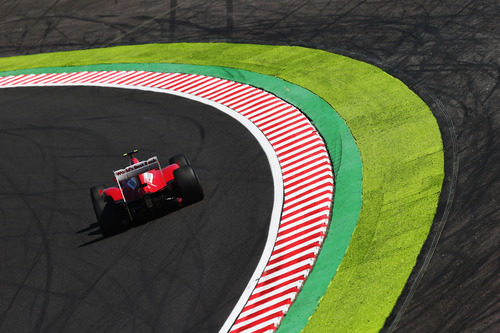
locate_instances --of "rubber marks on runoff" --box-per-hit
[0,71,334,333]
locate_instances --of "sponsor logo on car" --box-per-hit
[115,157,159,176]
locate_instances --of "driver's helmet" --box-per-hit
[125,177,138,190]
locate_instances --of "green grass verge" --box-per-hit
[0,43,444,332]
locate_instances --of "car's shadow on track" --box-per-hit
[76,205,184,247]
[76,220,141,247]
[76,222,107,247]
[77,222,100,235]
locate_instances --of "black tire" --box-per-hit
[169,154,190,167]
[173,166,204,205]
[99,200,123,237]
[90,186,121,237]
[90,186,106,221]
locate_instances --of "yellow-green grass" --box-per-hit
[0,43,443,332]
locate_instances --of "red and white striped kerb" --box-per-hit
[0,71,334,333]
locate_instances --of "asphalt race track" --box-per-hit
[0,86,273,332]
[0,1,499,332]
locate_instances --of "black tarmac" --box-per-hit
[0,86,273,332]
[0,1,499,332]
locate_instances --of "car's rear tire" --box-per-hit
[173,166,204,205]
[169,154,190,167]
[91,186,121,237]
[99,200,123,237]
[90,186,106,221]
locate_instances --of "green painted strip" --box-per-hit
[0,43,443,333]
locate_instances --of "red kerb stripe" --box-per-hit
[255,264,311,289]
[273,233,325,256]
[262,252,316,277]
[235,299,291,326]
[242,286,299,312]
[276,221,327,246]
[231,310,285,333]
[250,275,305,301]
[268,242,320,266]
[281,198,332,221]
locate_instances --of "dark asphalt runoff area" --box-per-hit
[0,86,273,332]
[0,1,499,332]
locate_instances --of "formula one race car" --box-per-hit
[90,149,203,236]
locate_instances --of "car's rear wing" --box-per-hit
[114,156,160,182]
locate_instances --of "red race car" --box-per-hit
[90,149,203,236]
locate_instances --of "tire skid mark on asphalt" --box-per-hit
[0,70,334,333]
